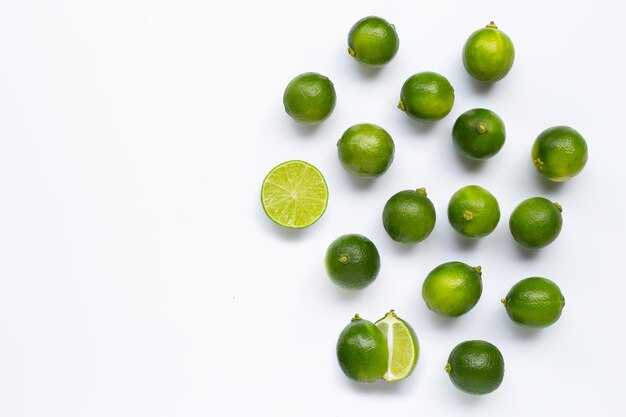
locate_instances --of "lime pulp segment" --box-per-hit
[261,160,328,229]
[375,310,419,381]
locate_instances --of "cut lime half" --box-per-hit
[261,160,328,229]
[375,310,419,382]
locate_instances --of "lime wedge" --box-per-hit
[375,310,419,382]
[261,160,329,229]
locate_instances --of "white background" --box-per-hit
[0,0,625,415]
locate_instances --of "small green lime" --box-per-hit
[502,277,565,328]
[509,197,563,249]
[382,188,436,244]
[260,160,328,229]
[336,314,389,383]
[348,16,399,67]
[422,261,483,317]
[375,310,419,382]
[283,72,336,124]
[463,21,515,82]
[337,123,395,178]
[325,234,381,290]
[532,126,589,182]
[448,185,500,239]
[398,72,455,122]
[445,340,505,395]
[452,108,506,160]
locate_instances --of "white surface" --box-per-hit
[0,0,625,415]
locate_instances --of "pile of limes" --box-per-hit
[261,16,587,395]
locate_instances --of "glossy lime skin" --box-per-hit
[509,197,563,249]
[283,72,336,124]
[503,277,565,328]
[325,234,381,290]
[348,16,399,67]
[452,108,506,160]
[399,72,455,122]
[382,189,436,243]
[463,23,515,82]
[448,185,500,239]
[337,123,395,178]
[532,126,588,182]
[336,315,389,383]
[422,262,483,317]
[446,340,505,395]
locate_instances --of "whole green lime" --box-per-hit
[509,197,563,249]
[348,16,399,67]
[398,72,455,122]
[283,72,336,124]
[448,185,500,239]
[382,188,436,243]
[532,126,589,182]
[337,123,395,178]
[503,277,565,328]
[325,234,381,290]
[445,340,505,394]
[463,21,515,82]
[422,261,483,317]
[336,314,389,383]
[452,108,506,160]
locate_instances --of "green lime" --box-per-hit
[348,16,399,67]
[260,160,328,229]
[445,340,505,395]
[375,310,419,382]
[463,21,515,82]
[502,277,565,328]
[532,126,589,182]
[509,197,563,249]
[398,72,455,122]
[382,188,436,243]
[337,123,395,178]
[452,108,506,160]
[448,185,500,239]
[283,72,336,124]
[336,314,389,383]
[325,234,381,290]
[422,261,483,317]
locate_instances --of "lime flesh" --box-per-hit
[375,310,419,382]
[261,160,328,228]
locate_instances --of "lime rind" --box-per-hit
[375,310,419,382]
[261,160,328,229]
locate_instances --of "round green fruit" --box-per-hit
[283,72,336,124]
[463,21,515,82]
[532,126,588,182]
[398,72,455,122]
[348,16,399,67]
[503,277,565,328]
[445,340,505,394]
[336,314,389,383]
[325,234,381,290]
[382,188,436,243]
[337,123,395,178]
[452,108,506,160]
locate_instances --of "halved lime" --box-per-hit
[261,160,328,229]
[375,310,419,382]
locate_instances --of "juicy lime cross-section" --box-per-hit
[261,160,329,229]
